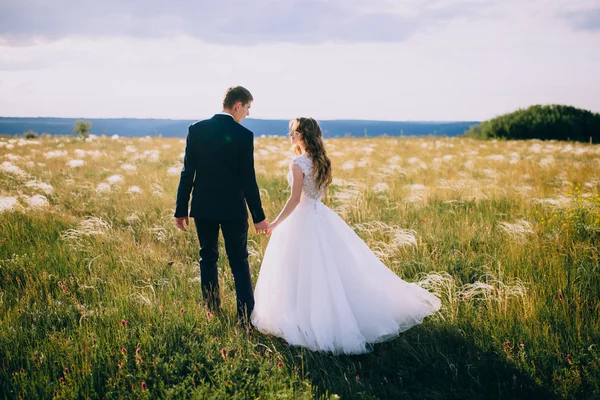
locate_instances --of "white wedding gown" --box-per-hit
[251,155,441,354]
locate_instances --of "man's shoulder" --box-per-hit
[188,118,211,130]
[219,118,254,138]
[188,116,254,138]
[236,123,254,137]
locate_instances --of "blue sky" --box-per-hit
[0,0,599,121]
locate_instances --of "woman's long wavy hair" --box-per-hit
[290,117,333,190]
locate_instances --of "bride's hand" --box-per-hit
[266,221,279,235]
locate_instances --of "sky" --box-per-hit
[0,0,599,121]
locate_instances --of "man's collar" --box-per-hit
[216,112,234,119]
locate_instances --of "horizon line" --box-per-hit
[0,115,481,123]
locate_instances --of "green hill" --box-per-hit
[464,104,600,142]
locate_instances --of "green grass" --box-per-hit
[1,135,599,399]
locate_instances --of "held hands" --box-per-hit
[175,216,189,232]
[176,217,275,235]
[254,219,269,235]
[255,219,278,235]
[175,217,274,235]
[266,220,279,236]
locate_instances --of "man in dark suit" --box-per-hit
[174,86,268,325]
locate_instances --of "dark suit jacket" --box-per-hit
[174,114,266,223]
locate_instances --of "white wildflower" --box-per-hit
[63,217,111,239]
[331,178,352,187]
[25,180,54,195]
[1,161,28,177]
[486,154,505,162]
[539,156,554,167]
[354,221,417,259]
[417,271,527,305]
[120,164,137,172]
[44,150,68,159]
[482,169,499,179]
[148,226,169,243]
[167,165,182,176]
[333,187,363,217]
[462,160,475,170]
[106,175,124,185]
[66,159,84,168]
[86,150,103,158]
[0,196,19,212]
[533,196,571,208]
[508,152,520,164]
[391,229,418,248]
[96,183,111,193]
[24,194,49,209]
[404,184,429,203]
[135,150,160,162]
[152,183,164,197]
[372,182,390,193]
[498,219,534,239]
[126,214,140,224]
[4,154,21,161]
[528,143,542,154]
[342,161,355,170]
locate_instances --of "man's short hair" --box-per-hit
[223,86,253,109]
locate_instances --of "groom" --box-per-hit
[174,86,268,324]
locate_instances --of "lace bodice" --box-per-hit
[287,155,324,202]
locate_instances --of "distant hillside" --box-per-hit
[0,117,479,138]
[464,105,600,142]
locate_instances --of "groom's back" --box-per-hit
[187,114,253,221]
[192,116,242,172]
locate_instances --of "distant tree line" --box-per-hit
[0,117,479,138]
[18,120,93,140]
[464,105,600,143]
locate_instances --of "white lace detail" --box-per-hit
[287,155,324,202]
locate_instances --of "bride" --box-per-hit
[251,117,441,355]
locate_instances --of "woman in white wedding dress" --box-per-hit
[251,117,441,355]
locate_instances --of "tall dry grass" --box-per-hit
[1,134,599,399]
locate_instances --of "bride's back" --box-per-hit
[288,154,325,202]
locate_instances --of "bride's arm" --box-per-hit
[267,163,304,234]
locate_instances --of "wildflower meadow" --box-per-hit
[1,134,599,399]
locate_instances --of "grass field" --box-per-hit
[1,134,599,399]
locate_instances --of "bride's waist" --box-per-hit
[292,198,328,219]
[298,196,323,207]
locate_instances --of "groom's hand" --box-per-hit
[254,219,269,235]
[175,216,189,232]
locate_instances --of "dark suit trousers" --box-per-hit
[194,218,254,321]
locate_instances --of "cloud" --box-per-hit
[0,0,489,45]
[561,7,600,31]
